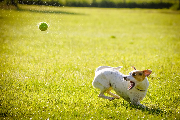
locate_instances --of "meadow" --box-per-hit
[0,4,180,119]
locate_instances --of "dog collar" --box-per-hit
[136,87,146,91]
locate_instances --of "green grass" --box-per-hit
[0,5,180,119]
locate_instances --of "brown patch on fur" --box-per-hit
[132,71,146,82]
[132,70,152,81]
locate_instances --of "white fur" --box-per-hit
[92,66,150,107]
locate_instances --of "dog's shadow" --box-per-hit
[113,101,170,115]
[129,104,166,115]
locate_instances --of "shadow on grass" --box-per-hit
[130,104,167,115]
[17,8,86,15]
[112,101,172,116]
[129,103,172,116]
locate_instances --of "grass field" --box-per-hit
[0,5,180,119]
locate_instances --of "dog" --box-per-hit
[92,66,152,108]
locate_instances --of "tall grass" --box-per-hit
[0,5,180,119]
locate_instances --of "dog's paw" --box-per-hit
[139,104,147,109]
[115,96,120,99]
[108,97,115,101]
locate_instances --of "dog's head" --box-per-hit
[123,67,152,90]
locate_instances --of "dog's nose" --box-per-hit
[123,77,127,80]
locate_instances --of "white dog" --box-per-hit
[92,66,152,107]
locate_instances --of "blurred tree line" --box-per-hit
[1,0,180,9]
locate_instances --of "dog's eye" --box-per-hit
[132,73,136,76]
[139,73,143,76]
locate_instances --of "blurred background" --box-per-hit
[1,0,180,10]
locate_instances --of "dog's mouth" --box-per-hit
[128,81,135,90]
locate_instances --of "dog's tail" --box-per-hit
[95,66,123,73]
[113,66,123,71]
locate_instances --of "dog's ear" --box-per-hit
[132,66,136,70]
[143,69,152,77]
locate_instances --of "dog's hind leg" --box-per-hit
[98,90,115,101]
[93,76,115,101]
[106,88,120,99]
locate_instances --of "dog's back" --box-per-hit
[95,66,122,73]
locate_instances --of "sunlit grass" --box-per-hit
[0,5,180,119]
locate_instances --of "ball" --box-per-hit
[39,22,48,31]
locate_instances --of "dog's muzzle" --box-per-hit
[123,77,127,81]
[123,76,135,90]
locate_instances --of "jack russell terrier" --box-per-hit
[92,66,152,108]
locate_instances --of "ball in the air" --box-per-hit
[39,22,48,31]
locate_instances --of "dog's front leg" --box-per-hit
[130,98,146,108]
